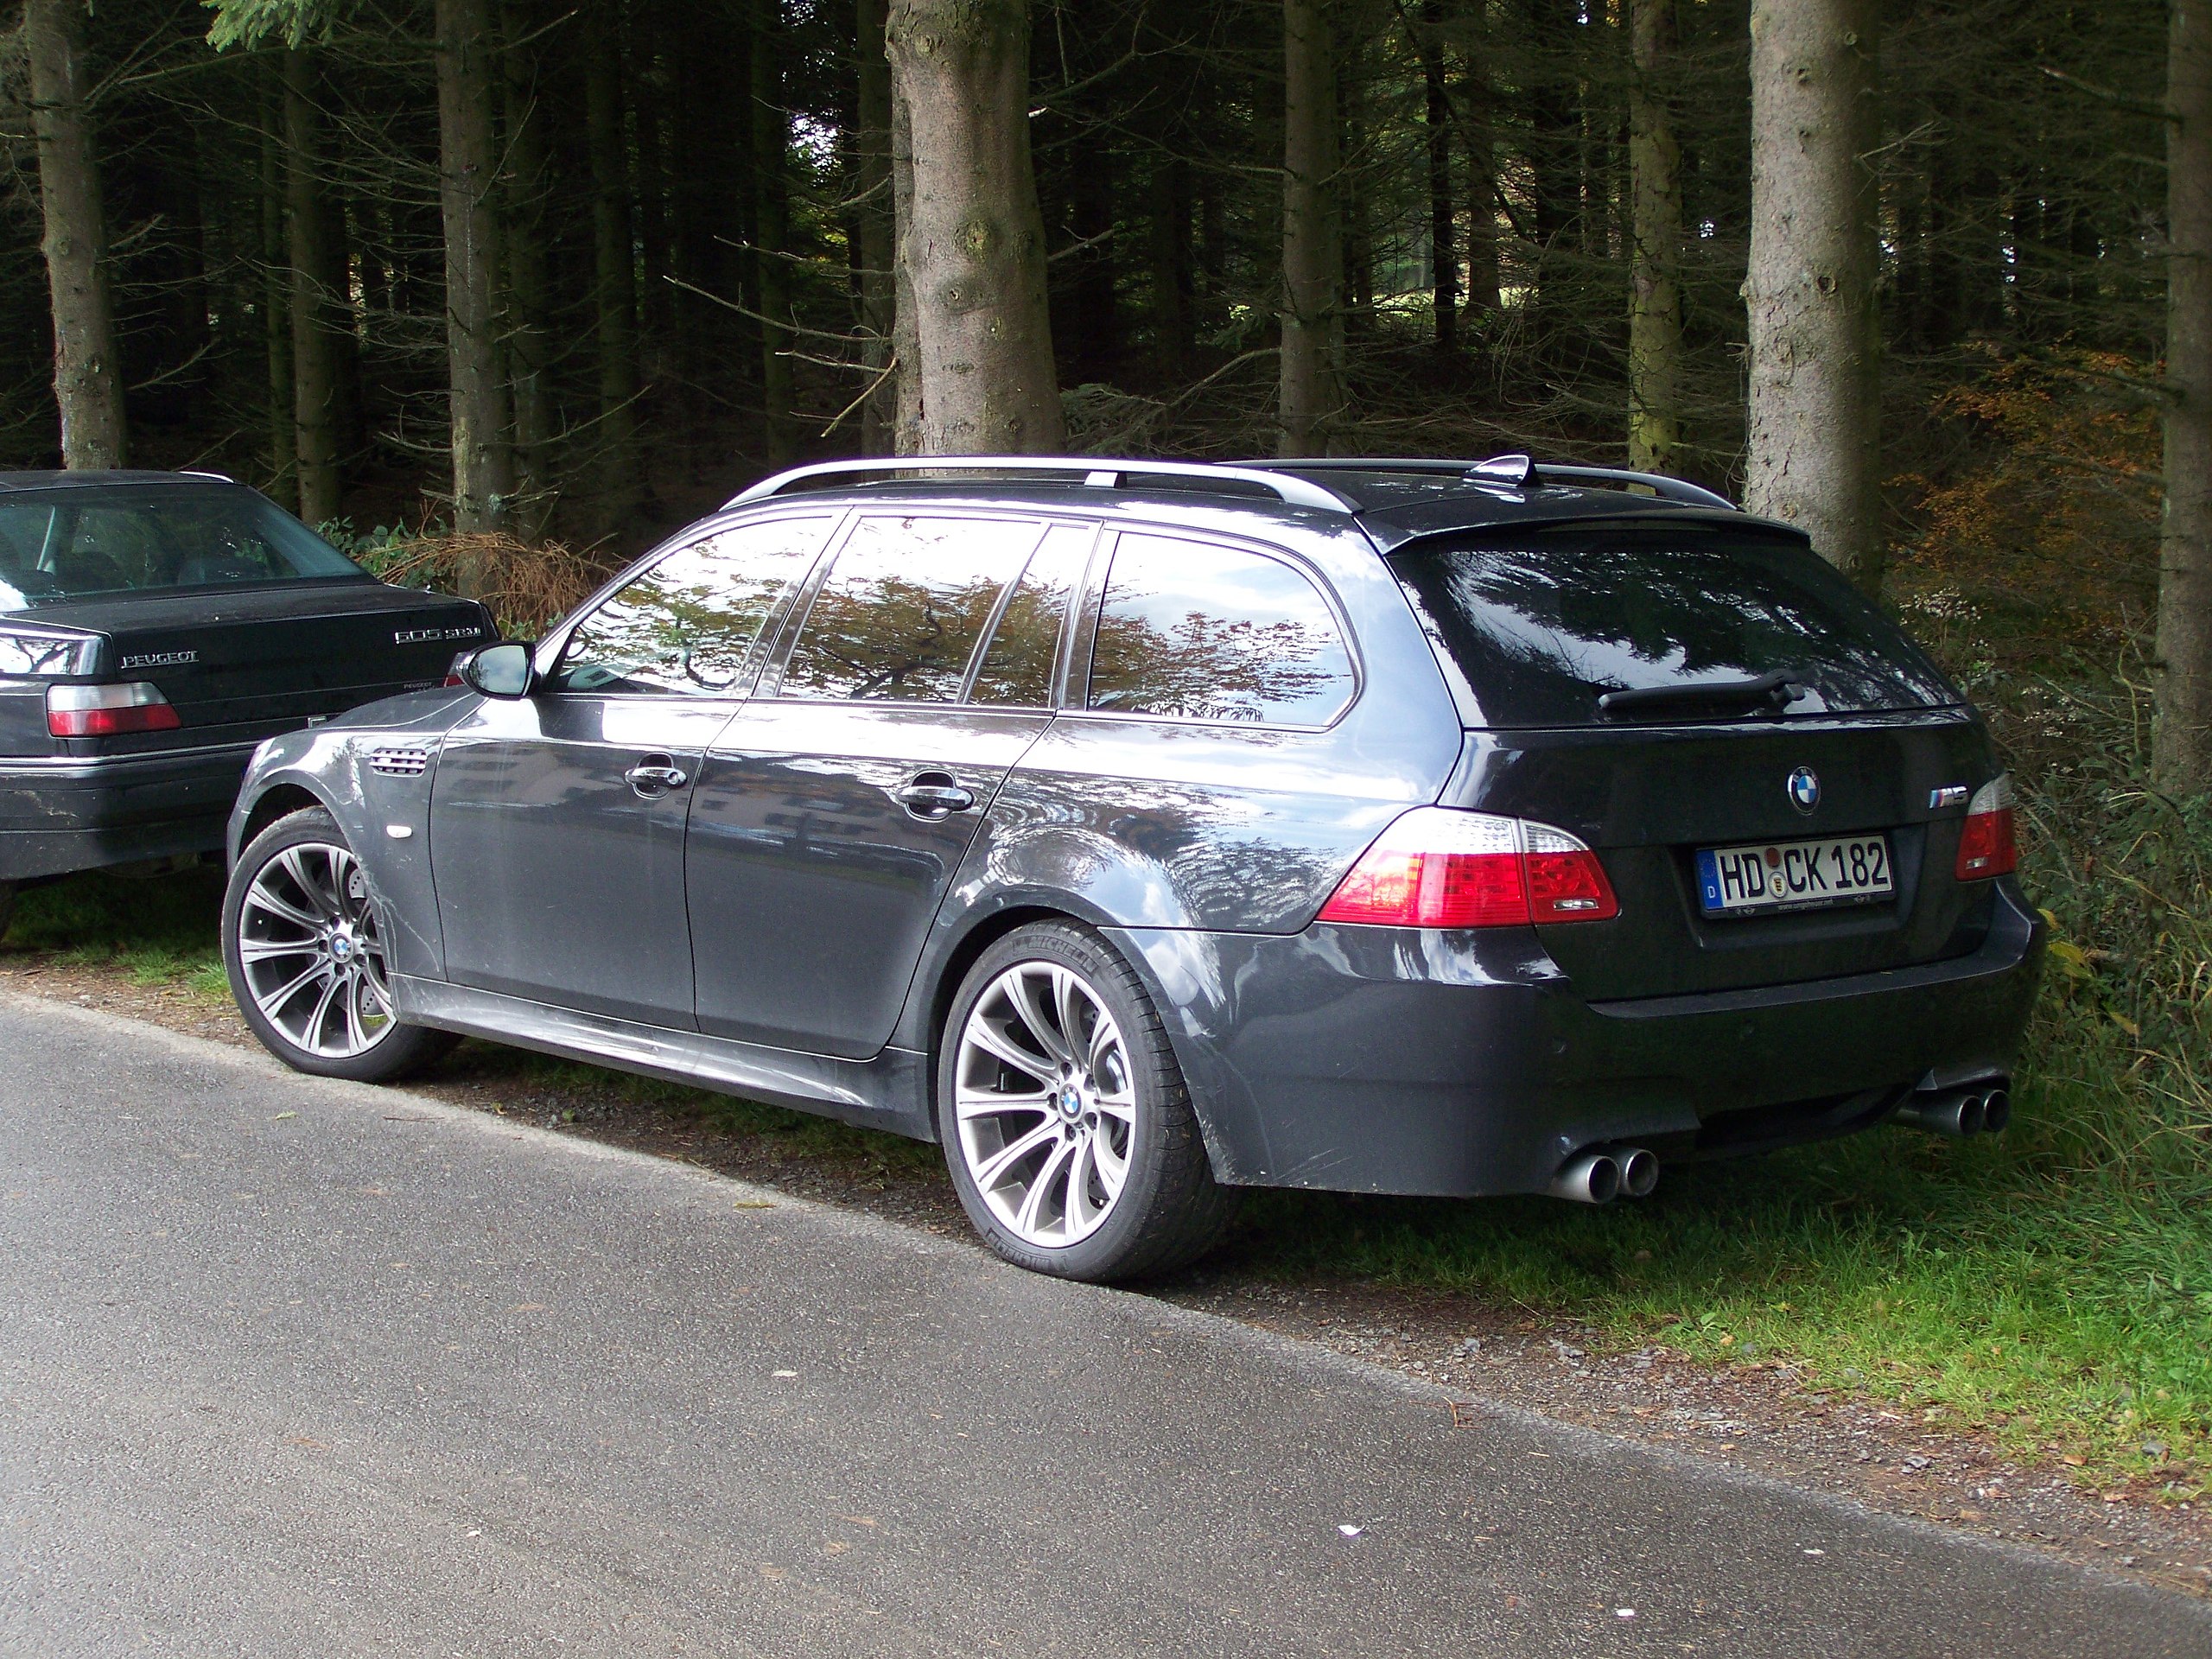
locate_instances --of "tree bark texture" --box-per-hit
[886,0,1065,455]
[855,0,897,455]
[25,0,126,468]
[890,79,924,454]
[1742,0,1883,588]
[283,49,341,527]
[753,0,797,466]
[1279,0,1342,457]
[1417,0,1455,358]
[500,0,556,535]
[1627,0,1684,472]
[259,69,293,506]
[2158,0,2212,791]
[585,5,642,524]
[435,0,516,548]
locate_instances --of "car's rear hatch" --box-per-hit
[26,580,492,753]
[1388,518,2003,1001]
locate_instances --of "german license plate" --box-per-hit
[1695,834,1893,916]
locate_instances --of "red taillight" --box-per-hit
[1318,808,1619,929]
[1955,775,2018,880]
[46,682,182,737]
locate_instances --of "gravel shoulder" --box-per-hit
[5,952,2206,1601]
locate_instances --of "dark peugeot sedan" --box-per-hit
[219,456,2042,1281]
[0,472,493,936]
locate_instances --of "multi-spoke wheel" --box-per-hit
[938,921,1236,1281]
[223,808,455,1082]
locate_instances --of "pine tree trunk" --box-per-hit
[259,68,294,507]
[1417,0,1456,359]
[500,0,556,537]
[855,0,897,456]
[2158,0,2212,791]
[1148,156,1196,373]
[1742,0,1883,588]
[890,79,924,454]
[886,0,1064,454]
[584,5,642,524]
[435,0,516,550]
[1627,0,1684,472]
[1462,55,1500,316]
[1279,0,1341,457]
[25,0,126,468]
[753,0,797,466]
[283,49,341,527]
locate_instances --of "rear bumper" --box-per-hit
[0,743,258,880]
[1109,881,2044,1198]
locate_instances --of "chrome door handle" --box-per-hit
[626,756,690,798]
[895,773,975,818]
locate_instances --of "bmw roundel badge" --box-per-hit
[1788,766,1821,814]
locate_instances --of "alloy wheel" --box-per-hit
[237,841,396,1059]
[954,960,1136,1248]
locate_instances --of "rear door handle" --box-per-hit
[895,772,975,819]
[626,754,690,798]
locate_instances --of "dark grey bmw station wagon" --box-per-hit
[221,456,2042,1281]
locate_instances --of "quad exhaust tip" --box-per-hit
[1893,1084,2012,1139]
[1550,1147,1659,1205]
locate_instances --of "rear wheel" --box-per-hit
[938,921,1236,1282]
[223,808,456,1083]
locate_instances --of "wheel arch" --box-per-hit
[234,782,328,864]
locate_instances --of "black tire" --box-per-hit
[936,920,1237,1282]
[223,806,458,1084]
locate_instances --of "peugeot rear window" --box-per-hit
[0,486,365,608]
[1388,524,1958,728]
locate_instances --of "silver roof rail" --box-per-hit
[1278,454,1738,511]
[724,456,1357,513]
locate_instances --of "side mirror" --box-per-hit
[461,641,535,699]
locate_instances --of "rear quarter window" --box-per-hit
[1387,524,1959,728]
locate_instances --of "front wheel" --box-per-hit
[938,921,1236,1282]
[223,807,456,1083]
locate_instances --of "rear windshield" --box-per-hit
[0,486,365,609]
[1389,525,1958,728]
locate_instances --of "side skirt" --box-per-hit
[391,975,938,1141]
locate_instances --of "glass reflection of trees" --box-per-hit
[780,516,1041,702]
[969,524,1090,707]
[1086,534,1355,726]
[1389,528,1956,727]
[554,518,829,696]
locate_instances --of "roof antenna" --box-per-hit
[1467,454,1535,486]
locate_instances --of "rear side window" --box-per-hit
[779,515,1041,702]
[1086,533,1356,726]
[551,516,830,696]
[1388,526,1959,728]
[968,523,1092,708]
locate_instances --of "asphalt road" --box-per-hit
[1,992,2204,1658]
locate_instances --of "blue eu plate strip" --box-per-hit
[1695,848,1724,912]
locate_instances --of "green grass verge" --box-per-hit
[3,675,2203,1496]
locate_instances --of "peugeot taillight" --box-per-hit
[1955,774,2018,880]
[46,682,181,737]
[1317,808,1619,929]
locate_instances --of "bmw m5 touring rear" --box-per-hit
[220,456,2042,1281]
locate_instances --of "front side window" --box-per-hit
[0,486,363,608]
[550,516,830,696]
[778,515,1041,702]
[1085,533,1357,725]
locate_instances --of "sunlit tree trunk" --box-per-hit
[435,0,515,550]
[887,0,1063,454]
[1279,0,1342,457]
[1627,0,1684,472]
[1743,0,1883,588]
[25,0,126,468]
[890,79,924,454]
[2158,0,2212,791]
